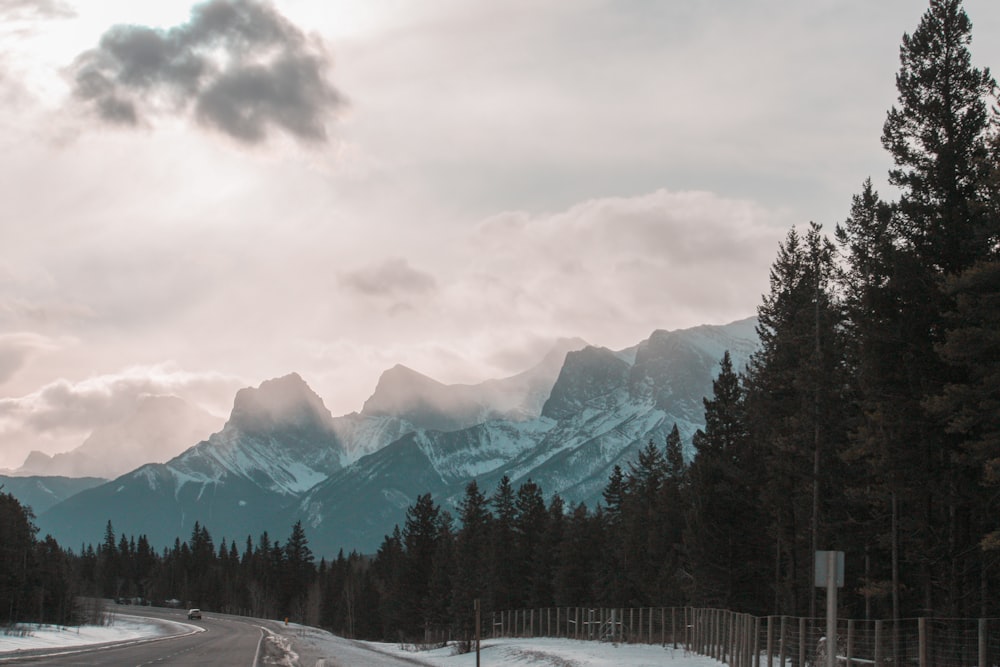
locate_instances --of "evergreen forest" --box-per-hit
[2,0,1000,641]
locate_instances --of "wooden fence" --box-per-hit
[489,607,1000,667]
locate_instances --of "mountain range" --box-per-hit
[32,318,758,557]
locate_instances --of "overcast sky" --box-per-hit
[2,0,999,469]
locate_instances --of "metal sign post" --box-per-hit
[815,550,844,667]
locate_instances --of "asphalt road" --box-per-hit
[0,606,435,666]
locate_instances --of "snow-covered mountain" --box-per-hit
[37,373,346,550]
[16,395,224,479]
[36,320,758,557]
[332,337,587,462]
[294,318,758,555]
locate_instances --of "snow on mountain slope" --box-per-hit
[37,373,345,552]
[166,373,343,495]
[295,319,758,555]
[329,413,419,464]
[328,338,587,465]
[359,339,588,432]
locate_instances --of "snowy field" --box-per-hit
[0,615,725,666]
[370,635,724,667]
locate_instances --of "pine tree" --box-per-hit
[882,0,996,275]
[835,178,905,620]
[425,512,454,636]
[513,480,550,607]
[451,481,492,640]
[684,352,765,613]
[745,224,847,616]
[400,493,440,638]
[284,520,315,621]
[553,503,597,606]
[621,440,670,605]
[97,520,118,599]
[601,465,626,525]
[854,0,999,617]
[372,526,404,638]
[489,476,517,611]
[665,423,686,479]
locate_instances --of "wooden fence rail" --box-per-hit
[488,607,999,667]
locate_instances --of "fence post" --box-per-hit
[979,618,986,667]
[847,619,854,667]
[767,616,774,667]
[918,617,927,667]
[736,614,743,667]
[799,616,807,667]
[754,615,762,667]
[702,608,707,656]
[720,609,726,662]
[779,617,787,667]
[874,619,882,666]
[713,609,719,660]
[733,613,740,667]
[720,609,726,661]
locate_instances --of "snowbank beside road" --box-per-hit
[0,615,167,655]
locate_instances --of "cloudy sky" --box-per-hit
[1,0,999,469]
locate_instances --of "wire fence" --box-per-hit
[489,607,1000,667]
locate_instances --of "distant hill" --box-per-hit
[0,475,106,516]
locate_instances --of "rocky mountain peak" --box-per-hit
[360,365,444,418]
[541,346,632,420]
[229,372,334,433]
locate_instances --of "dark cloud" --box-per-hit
[69,0,344,144]
[339,258,438,297]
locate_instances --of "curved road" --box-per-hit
[0,606,433,666]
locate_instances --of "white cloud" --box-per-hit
[0,332,61,384]
[0,363,242,468]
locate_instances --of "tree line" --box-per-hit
[2,0,999,642]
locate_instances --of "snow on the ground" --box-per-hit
[2,614,726,667]
[273,622,725,666]
[370,636,724,667]
[0,614,167,654]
